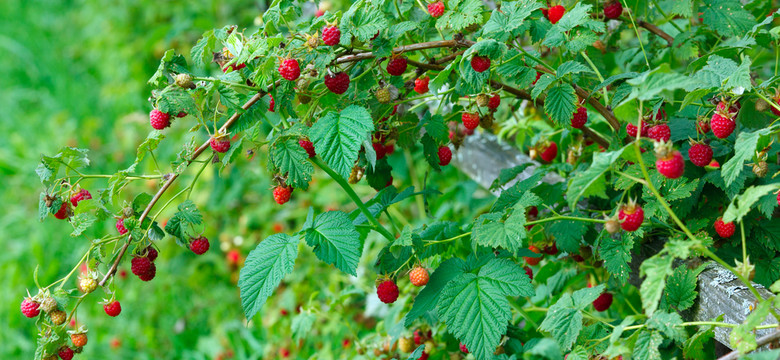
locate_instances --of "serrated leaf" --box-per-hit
[421,133,441,171]
[544,83,577,127]
[647,311,685,342]
[684,323,714,358]
[599,234,633,284]
[418,112,449,144]
[531,74,556,100]
[633,330,664,360]
[483,0,541,41]
[723,184,778,223]
[310,105,374,178]
[304,211,362,276]
[566,147,625,208]
[556,61,592,78]
[730,300,770,353]
[722,128,772,187]
[190,30,216,68]
[539,293,582,351]
[405,257,468,327]
[639,255,674,316]
[664,265,703,311]
[702,0,756,38]
[157,87,197,116]
[478,258,534,297]
[547,219,589,253]
[135,132,165,165]
[217,84,242,110]
[70,213,97,237]
[341,0,389,43]
[435,0,483,32]
[472,210,526,254]
[164,200,203,240]
[272,139,314,190]
[132,193,153,215]
[239,233,299,320]
[291,312,316,343]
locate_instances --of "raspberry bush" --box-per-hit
[20,0,780,359]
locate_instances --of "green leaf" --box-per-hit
[135,132,165,165]
[418,112,449,144]
[722,128,772,187]
[435,0,483,32]
[157,87,197,116]
[647,311,685,342]
[723,184,779,223]
[164,200,203,240]
[543,3,604,48]
[625,67,698,102]
[407,346,425,360]
[469,39,507,59]
[304,211,362,276]
[599,234,633,285]
[421,134,441,171]
[633,330,664,360]
[531,73,556,100]
[539,293,582,351]
[556,61,592,78]
[438,273,511,360]
[405,257,468,327]
[131,193,153,215]
[217,84,242,110]
[70,213,97,237]
[483,0,541,41]
[478,258,534,297]
[684,323,715,358]
[291,312,316,343]
[239,233,299,320]
[566,147,625,208]
[702,0,756,38]
[730,300,771,352]
[472,210,527,254]
[664,265,703,311]
[341,0,390,43]
[272,139,314,190]
[190,30,216,68]
[639,255,674,316]
[544,83,577,127]
[310,105,374,179]
[547,219,589,253]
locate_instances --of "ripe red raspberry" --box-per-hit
[571,106,587,128]
[543,243,558,255]
[528,206,538,218]
[714,218,735,238]
[273,186,293,205]
[145,246,158,262]
[58,347,74,360]
[413,329,424,345]
[116,218,128,235]
[315,9,324,17]
[461,112,480,130]
[386,57,408,76]
[438,146,452,166]
[459,343,469,354]
[321,26,341,46]
[539,141,558,162]
[470,55,491,73]
[648,124,671,142]
[593,292,613,311]
[268,94,275,112]
[137,262,156,281]
[104,300,122,317]
[131,256,152,277]
[777,191,780,206]
[190,236,210,255]
[656,150,685,179]
[697,118,710,134]
[488,94,501,109]
[54,202,70,220]
[533,71,542,86]
[278,59,301,81]
[299,139,316,158]
[772,97,780,116]
[626,122,649,137]
[409,267,429,287]
[711,113,736,138]
[21,298,40,318]
[177,111,187,118]
[385,143,395,155]
[604,1,623,19]
[71,333,88,348]
[524,266,533,281]
[428,1,445,17]
[419,352,430,360]
[414,76,430,94]
[149,109,171,130]
[376,279,399,303]
[324,72,350,94]
[524,245,542,266]
[547,5,566,24]
[373,142,387,160]
[70,189,92,207]
[209,136,231,153]
[688,143,713,167]
[618,203,644,232]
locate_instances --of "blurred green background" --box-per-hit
[0,1,487,358]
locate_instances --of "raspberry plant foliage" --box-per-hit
[23,0,780,359]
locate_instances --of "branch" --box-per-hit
[637,20,674,47]
[335,40,469,64]
[717,330,780,360]
[99,82,279,286]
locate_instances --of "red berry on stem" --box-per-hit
[104,301,122,317]
[21,298,40,318]
[547,5,565,24]
[714,218,735,238]
[54,202,70,220]
[150,109,171,130]
[648,124,671,142]
[593,292,613,311]
[145,246,158,262]
[460,343,469,354]
[414,76,430,94]
[571,106,587,129]
[438,146,452,166]
[470,55,491,72]
[116,218,128,235]
[539,142,558,162]
[697,118,710,134]
[711,113,736,139]
[58,347,74,360]
[626,122,648,137]
[386,57,408,76]
[131,256,152,277]
[524,245,542,266]
[322,26,341,46]
[324,72,350,94]
[209,136,231,153]
[373,142,387,160]
[488,94,501,109]
[524,266,534,281]
[409,267,429,287]
[278,59,301,81]
[688,143,713,167]
[137,262,156,282]
[299,139,316,158]
[604,1,623,19]
[268,94,275,112]
[618,203,644,232]
[70,189,92,207]
[273,186,293,205]
[377,279,399,303]
[461,112,480,130]
[428,1,445,17]
[656,150,685,179]
[190,236,210,255]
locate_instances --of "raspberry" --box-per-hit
[145,246,159,262]
[428,1,445,17]
[419,352,429,360]
[375,87,392,103]
[414,76,430,94]
[462,112,480,130]
[50,309,66,325]
[571,106,587,129]
[176,111,187,118]
[222,63,246,72]
[322,26,341,46]
[315,9,324,17]
[131,256,152,277]
[593,292,613,311]
[273,186,293,205]
[58,347,74,360]
[697,118,710,134]
[278,58,301,81]
[190,236,210,255]
[373,142,387,160]
[547,5,565,24]
[437,146,452,166]
[603,1,623,19]
[524,266,534,281]
[626,122,649,137]
[539,141,558,162]
[209,136,231,153]
[656,150,685,179]
[268,94,275,112]
[470,55,491,73]
[755,161,769,177]
[104,300,122,317]
[605,219,620,234]
[149,109,171,130]
[414,329,424,345]
[543,243,558,255]
[532,71,542,85]
[524,245,542,266]
[377,279,399,303]
[138,262,156,281]
[488,94,501,109]
[299,139,316,158]
[714,218,735,238]
[460,343,469,354]
[324,72,350,94]
[648,124,671,142]
[386,57,408,76]
[777,191,780,206]
[476,94,489,107]
[79,276,98,294]
[399,337,414,353]
[711,113,736,138]
[20,298,40,318]
[41,297,58,313]
[772,97,780,116]
[528,206,538,218]
[618,203,644,232]
[385,143,395,155]
[70,189,92,207]
[71,333,88,348]
[409,267,429,287]
[54,202,70,220]
[688,143,713,167]
[116,218,128,235]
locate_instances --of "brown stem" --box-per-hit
[637,20,674,47]
[335,40,469,64]
[717,330,780,360]
[99,83,278,286]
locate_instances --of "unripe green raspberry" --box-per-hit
[40,296,58,313]
[175,73,195,89]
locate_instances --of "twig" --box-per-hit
[717,330,780,360]
[637,20,674,47]
[335,40,469,64]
